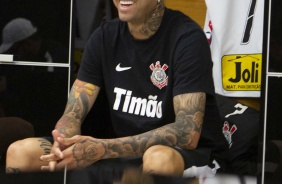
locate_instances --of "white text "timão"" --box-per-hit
[113,87,163,118]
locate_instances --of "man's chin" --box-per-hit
[118,16,129,22]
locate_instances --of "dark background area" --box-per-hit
[0,0,71,49]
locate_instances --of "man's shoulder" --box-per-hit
[164,8,195,23]
[164,8,202,32]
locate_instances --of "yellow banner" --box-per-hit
[222,54,262,91]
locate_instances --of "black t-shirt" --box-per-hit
[78,8,228,152]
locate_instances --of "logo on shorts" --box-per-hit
[149,61,168,89]
[222,121,237,148]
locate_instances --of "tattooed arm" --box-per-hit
[43,92,206,170]
[41,79,99,171]
[55,79,100,138]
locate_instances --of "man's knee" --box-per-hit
[142,145,184,176]
[6,138,51,172]
[6,138,37,165]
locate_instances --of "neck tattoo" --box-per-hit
[140,3,165,38]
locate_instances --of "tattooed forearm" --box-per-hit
[55,80,97,137]
[55,114,81,137]
[72,93,206,167]
[174,92,205,132]
[140,92,206,150]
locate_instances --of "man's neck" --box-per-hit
[128,3,165,40]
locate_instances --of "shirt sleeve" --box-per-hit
[77,27,104,87]
[173,29,215,97]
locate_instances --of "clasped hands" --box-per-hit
[40,129,101,171]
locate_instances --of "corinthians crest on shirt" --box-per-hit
[149,61,168,89]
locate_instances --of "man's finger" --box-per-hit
[56,160,70,170]
[52,146,64,159]
[40,160,57,172]
[52,129,65,147]
[40,153,56,162]
[41,165,50,171]
[57,136,77,147]
[49,160,57,172]
[52,129,65,139]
